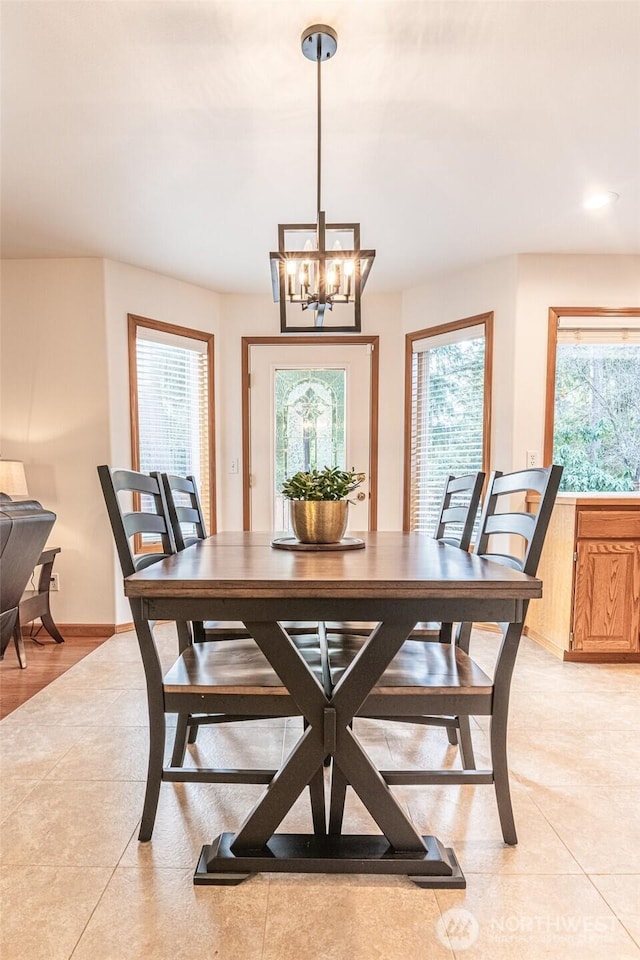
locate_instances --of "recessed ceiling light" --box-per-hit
[583,191,620,210]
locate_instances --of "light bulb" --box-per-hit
[583,191,619,210]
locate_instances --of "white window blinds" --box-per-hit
[558,316,640,344]
[410,329,486,534]
[135,328,212,529]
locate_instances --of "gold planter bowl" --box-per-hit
[290,500,349,544]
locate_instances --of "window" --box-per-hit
[545,308,640,492]
[128,314,215,536]
[273,368,346,529]
[404,314,493,533]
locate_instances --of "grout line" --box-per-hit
[67,863,119,959]
[583,872,640,950]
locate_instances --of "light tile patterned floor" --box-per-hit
[1,627,639,959]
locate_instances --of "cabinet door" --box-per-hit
[573,541,640,653]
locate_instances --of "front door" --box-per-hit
[243,338,378,532]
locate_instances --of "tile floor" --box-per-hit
[1,626,639,959]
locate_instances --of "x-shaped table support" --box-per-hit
[196,616,465,886]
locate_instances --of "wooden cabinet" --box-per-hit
[525,494,640,661]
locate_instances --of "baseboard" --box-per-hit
[523,626,566,660]
[63,622,135,636]
[56,623,118,638]
[475,622,502,634]
[563,651,640,663]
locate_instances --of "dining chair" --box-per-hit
[158,472,207,551]
[410,470,485,643]
[158,471,326,656]
[157,472,251,643]
[327,470,485,646]
[98,465,326,841]
[330,465,562,845]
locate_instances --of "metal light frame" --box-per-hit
[270,25,375,333]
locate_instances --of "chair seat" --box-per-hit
[323,635,492,695]
[374,641,493,695]
[163,636,325,696]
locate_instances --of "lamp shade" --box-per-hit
[0,460,29,497]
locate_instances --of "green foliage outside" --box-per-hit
[553,343,640,492]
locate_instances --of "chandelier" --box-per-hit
[269,25,375,333]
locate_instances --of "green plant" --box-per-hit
[281,466,365,501]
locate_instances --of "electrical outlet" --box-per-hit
[526,450,540,469]
[230,458,239,474]
[50,573,60,591]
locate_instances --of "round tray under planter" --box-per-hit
[271,536,365,552]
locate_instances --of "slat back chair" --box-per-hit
[158,472,206,551]
[328,471,485,643]
[411,470,485,642]
[156,471,252,643]
[98,466,175,579]
[333,465,562,846]
[98,465,325,844]
[158,470,321,642]
[433,470,486,549]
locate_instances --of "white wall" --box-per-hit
[0,258,114,624]
[402,256,519,472]
[103,259,223,622]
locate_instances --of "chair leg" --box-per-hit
[328,762,348,835]
[490,714,517,845]
[457,716,476,769]
[308,767,326,835]
[302,718,326,833]
[445,724,458,745]
[171,714,191,767]
[13,623,26,669]
[139,712,166,842]
[187,719,199,745]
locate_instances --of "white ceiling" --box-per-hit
[1,1,639,294]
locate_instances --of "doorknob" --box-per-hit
[356,491,366,501]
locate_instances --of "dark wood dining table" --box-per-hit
[125,530,542,888]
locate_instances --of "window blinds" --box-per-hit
[136,333,211,530]
[558,316,640,344]
[409,333,485,534]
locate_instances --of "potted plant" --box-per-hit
[282,466,366,544]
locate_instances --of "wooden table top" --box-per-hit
[125,531,542,601]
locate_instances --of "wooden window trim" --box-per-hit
[403,312,493,532]
[241,335,379,532]
[128,313,217,552]
[543,306,640,466]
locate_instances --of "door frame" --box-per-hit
[242,335,380,531]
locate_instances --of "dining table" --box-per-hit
[124,529,542,888]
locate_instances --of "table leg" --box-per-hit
[195,617,466,888]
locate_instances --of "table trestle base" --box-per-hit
[194,832,466,888]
